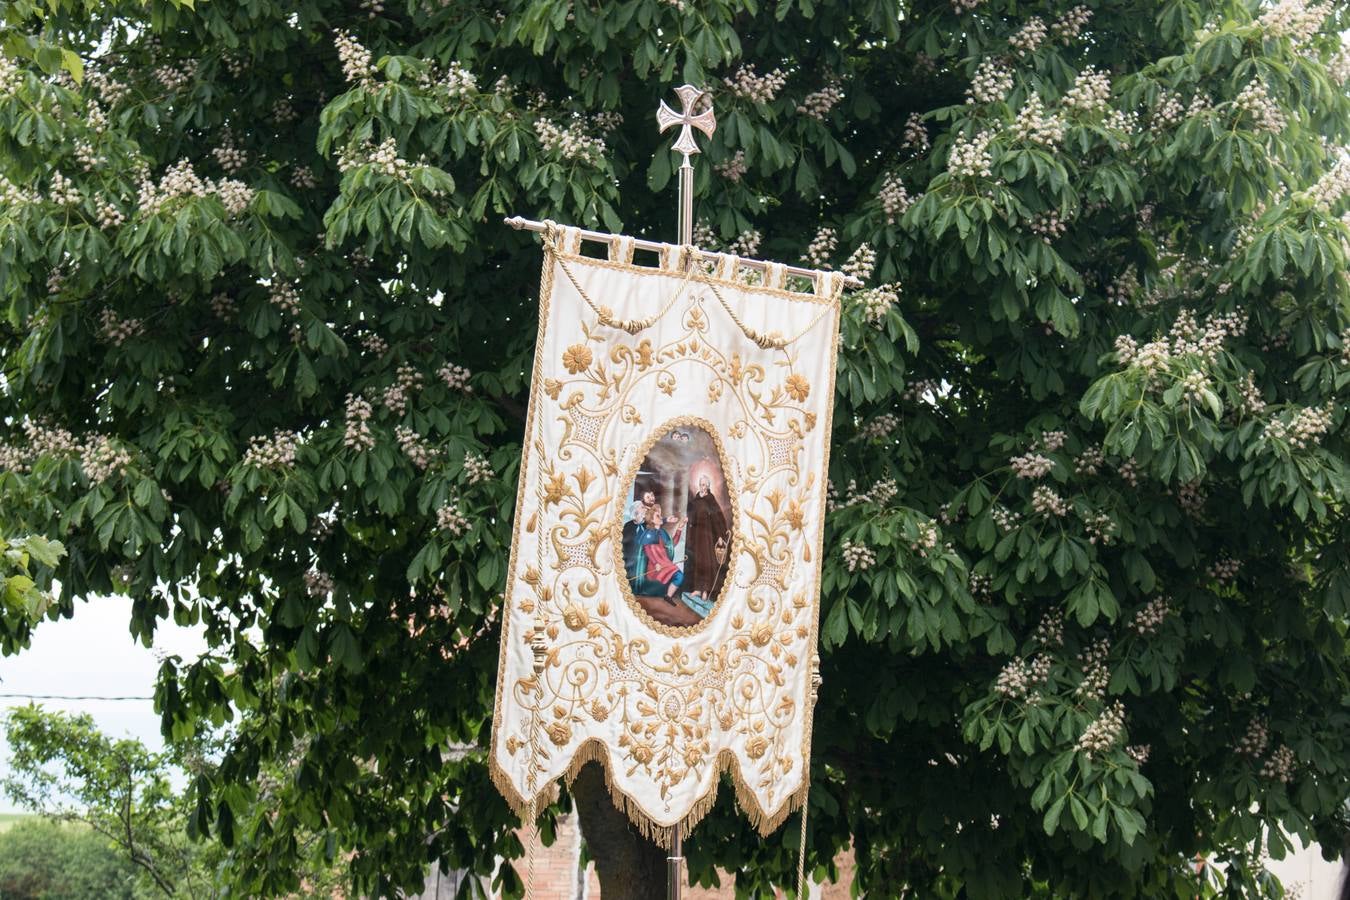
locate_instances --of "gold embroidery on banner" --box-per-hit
[488,240,845,844]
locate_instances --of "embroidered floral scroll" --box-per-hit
[489,224,845,842]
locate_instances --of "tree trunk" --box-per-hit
[571,761,670,899]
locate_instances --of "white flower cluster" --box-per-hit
[290,165,317,190]
[1235,81,1287,134]
[713,150,748,182]
[903,378,940,403]
[361,0,385,18]
[1032,485,1069,517]
[853,283,899,325]
[1131,595,1171,635]
[969,572,991,597]
[272,98,298,123]
[1307,156,1350,211]
[967,58,1014,104]
[1040,430,1066,452]
[269,282,301,315]
[1106,267,1140,306]
[1036,611,1065,647]
[383,365,424,415]
[1256,0,1329,43]
[1052,5,1093,43]
[463,451,494,483]
[995,655,1051,699]
[86,67,129,105]
[992,505,1021,532]
[304,569,334,598]
[1261,744,1296,783]
[533,117,606,163]
[1180,370,1210,406]
[210,292,236,319]
[878,173,914,225]
[1237,717,1270,757]
[1011,94,1067,147]
[1029,210,1067,242]
[910,520,939,556]
[437,502,470,536]
[0,441,27,473]
[439,362,472,392]
[82,436,133,484]
[1114,311,1246,381]
[361,333,388,356]
[213,134,248,174]
[0,53,22,94]
[841,540,876,572]
[1208,556,1241,584]
[797,78,843,120]
[842,243,876,281]
[1330,47,1350,86]
[861,413,898,439]
[948,130,994,178]
[951,0,983,13]
[0,174,36,207]
[728,228,762,257]
[98,309,144,346]
[724,64,788,104]
[1010,17,1048,57]
[1151,90,1186,131]
[444,61,477,99]
[1126,744,1151,764]
[1011,452,1054,479]
[395,425,436,469]
[335,30,375,84]
[137,160,252,217]
[802,226,837,268]
[1063,66,1112,112]
[1083,510,1116,545]
[46,269,65,295]
[214,178,253,216]
[344,393,376,451]
[1341,327,1350,365]
[243,430,302,470]
[902,113,929,154]
[154,60,197,93]
[1264,404,1334,448]
[1075,637,1111,701]
[95,196,125,230]
[1076,701,1126,754]
[1075,444,1104,475]
[48,171,82,206]
[1174,479,1208,515]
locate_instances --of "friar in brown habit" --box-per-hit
[683,474,730,601]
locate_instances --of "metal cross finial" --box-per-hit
[657,84,716,159]
[656,84,715,246]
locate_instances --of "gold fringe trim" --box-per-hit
[490,738,811,850]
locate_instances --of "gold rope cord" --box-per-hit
[797,796,809,898]
[542,221,846,349]
[543,221,697,335]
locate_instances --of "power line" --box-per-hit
[0,692,154,702]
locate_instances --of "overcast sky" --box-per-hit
[0,595,207,813]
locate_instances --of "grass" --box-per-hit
[0,812,29,832]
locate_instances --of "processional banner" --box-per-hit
[490,223,844,841]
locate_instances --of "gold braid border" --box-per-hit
[488,230,843,849]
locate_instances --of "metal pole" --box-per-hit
[667,823,683,900]
[678,158,694,246]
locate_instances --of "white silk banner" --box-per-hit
[489,223,844,842]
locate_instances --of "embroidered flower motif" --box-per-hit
[544,378,563,399]
[562,602,589,631]
[750,621,774,646]
[562,343,592,374]
[589,699,610,722]
[684,746,704,767]
[630,738,656,764]
[544,472,569,505]
[745,735,770,759]
[785,374,811,401]
[545,721,572,746]
[785,499,805,530]
[635,339,654,370]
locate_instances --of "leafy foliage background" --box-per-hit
[0,0,1348,896]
